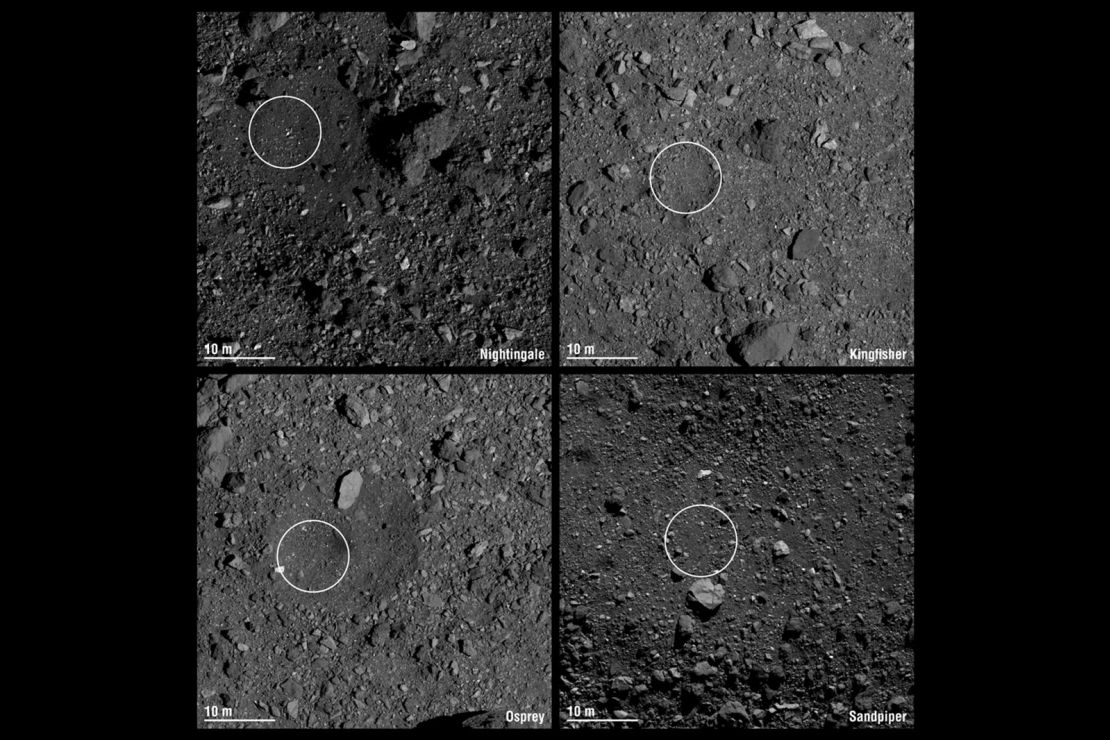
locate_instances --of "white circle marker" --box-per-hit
[648,140,723,215]
[247,95,323,170]
[663,503,738,578]
[274,519,350,594]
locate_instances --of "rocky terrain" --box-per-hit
[197,12,552,366]
[559,373,914,728]
[196,373,552,727]
[559,12,914,366]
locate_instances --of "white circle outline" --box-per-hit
[274,519,351,594]
[247,95,323,170]
[648,140,723,215]
[663,503,739,579]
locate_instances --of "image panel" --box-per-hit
[559,12,914,366]
[197,12,553,367]
[559,373,914,728]
[197,373,552,728]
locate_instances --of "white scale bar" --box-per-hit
[564,357,640,361]
[203,718,275,723]
[201,356,276,361]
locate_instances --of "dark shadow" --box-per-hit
[366,101,444,170]
[429,147,454,174]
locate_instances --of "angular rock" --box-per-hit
[716,700,750,727]
[400,111,457,186]
[789,229,821,260]
[705,264,741,292]
[783,615,803,640]
[340,394,371,427]
[693,660,717,679]
[740,119,784,164]
[223,374,259,394]
[687,578,725,616]
[410,12,435,41]
[205,425,234,458]
[772,540,791,558]
[674,614,694,647]
[567,180,593,211]
[728,321,798,366]
[794,19,827,40]
[559,35,585,74]
[337,470,363,509]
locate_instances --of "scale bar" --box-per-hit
[201,356,276,361]
[203,718,275,723]
[567,719,641,723]
[564,357,639,361]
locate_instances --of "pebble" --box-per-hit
[337,470,363,510]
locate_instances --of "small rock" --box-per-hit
[783,615,804,640]
[467,540,489,559]
[825,57,843,78]
[772,540,791,558]
[337,470,363,509]
[206,195,232,210]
